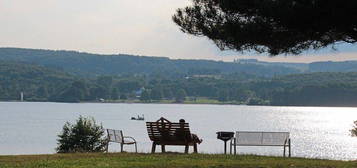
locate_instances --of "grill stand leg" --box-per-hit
[224,141,227,154]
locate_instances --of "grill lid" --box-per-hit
[216,131,234,141]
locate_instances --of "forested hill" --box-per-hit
[272,72,357,87]
[309,61,357,72]
[0,62,75,101]
[267,72,357,106]
[235,59,357,72]
[1,60,357,106]
[0,48,298,77]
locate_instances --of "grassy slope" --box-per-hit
[0,153,356,168]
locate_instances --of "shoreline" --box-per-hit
[2,100,357,108]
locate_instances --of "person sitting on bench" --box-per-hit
[175,119,202,144]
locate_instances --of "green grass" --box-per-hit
[0,153,356,168]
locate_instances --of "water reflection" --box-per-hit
[0,102,356,160]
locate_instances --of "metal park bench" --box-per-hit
[146,117,199,153]
[230,131,291,157]
[106,129,137,153]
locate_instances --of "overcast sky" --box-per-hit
[1,0,357,63]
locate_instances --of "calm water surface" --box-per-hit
[0,102,356,160]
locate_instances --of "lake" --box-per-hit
[0,102,356,160]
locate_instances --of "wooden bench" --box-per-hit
[146,117,198,153]
[106,129,137,153]
[230,131,291,157]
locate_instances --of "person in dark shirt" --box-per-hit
[177,119,202,144]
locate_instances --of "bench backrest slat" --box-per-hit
[107,129,123,143]
[146,122,192,142]
[235,131,289,146]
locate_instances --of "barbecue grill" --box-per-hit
[216,131,234,154]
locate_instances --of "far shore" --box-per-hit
[2,99,357,108]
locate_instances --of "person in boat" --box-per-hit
[131,114,144,120]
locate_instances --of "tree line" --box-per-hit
[2,62,357,106]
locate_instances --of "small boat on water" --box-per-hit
[131,114,144,121]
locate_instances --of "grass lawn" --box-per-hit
[0,153,356,168]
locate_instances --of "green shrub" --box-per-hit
[351,120,357,137]
[56,116,107,153]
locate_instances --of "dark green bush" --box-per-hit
[56,116,107,153]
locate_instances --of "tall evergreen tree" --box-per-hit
[218,89,229,102]
[173,0,357,55]
[175,89,187,103]
[151,87,163,100]
[36,86,49,99]
[140,90,151,102]
[111,88,119,100]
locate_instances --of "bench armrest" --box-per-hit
[123,136,136,142]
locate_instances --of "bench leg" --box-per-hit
[106,142,109,153]
[120,143,124,152]
[193,143,198,153]
[283,146,286,157]
[184,145,189,154]
[151,142,156,153]
[288,139,291,157]
[161,145,166,153]
[234,140,237,155]
[135,142,137,153]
